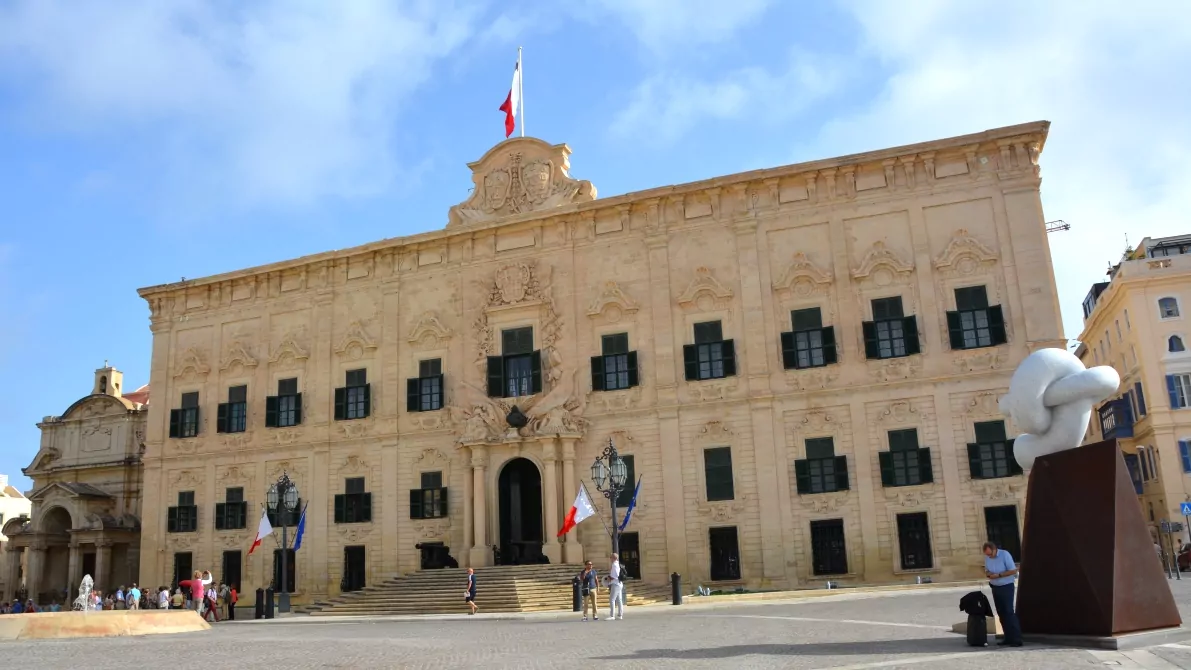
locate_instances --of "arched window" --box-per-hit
[1170,335,1186,353]
[1159,297,1180,319]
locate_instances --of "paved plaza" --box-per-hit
[7,582,1191,668]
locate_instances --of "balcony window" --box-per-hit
[488,327,542,398]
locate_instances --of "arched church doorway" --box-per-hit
[497,458,544,565]
[37,507,73,603]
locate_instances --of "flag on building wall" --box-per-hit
[248,507,273,555]
[618,477,642,532]
[557,485,597,536]
[499,59,521,138]
[292,503,309,552]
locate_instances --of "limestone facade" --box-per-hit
[1078,234,1191,543]
[5,366,147,604]
[135,122,1063,601]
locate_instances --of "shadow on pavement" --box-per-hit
[592,636,1017,660]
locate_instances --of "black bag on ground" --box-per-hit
[965,613,988,647]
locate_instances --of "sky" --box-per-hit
[1,0,1188,493]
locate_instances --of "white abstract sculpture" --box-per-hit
[998,348,1121,470]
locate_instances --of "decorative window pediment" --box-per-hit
[335,321,378,359]
[220,340,259,371]
[173,347,211,379]
[587,281,640,319]
[408,311,453,346]
[773,252,833,298]
[677,267,734,309]
[851,241,914,283]
[269,334,310,365]
[934,229,998,275]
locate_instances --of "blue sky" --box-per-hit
[1,0,1188,492]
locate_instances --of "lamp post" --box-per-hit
[266,471,299,613]
[591,438,629,555]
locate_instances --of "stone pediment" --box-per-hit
[448,137,597,228]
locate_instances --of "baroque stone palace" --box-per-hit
[135,122,1062,601]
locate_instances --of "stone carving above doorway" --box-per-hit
[448,138,596,227]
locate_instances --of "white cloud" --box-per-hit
[612,50,846,144]
[0,0,481,209]
[808,0,1191,340]
[579,0,774,53]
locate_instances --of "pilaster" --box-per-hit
[468,444,490,567]
[560,437,585,564]
[541,437,562,564]
[657,407,688,576]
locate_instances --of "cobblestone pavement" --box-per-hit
[6,580,1191,669]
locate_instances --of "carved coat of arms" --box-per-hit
[483,168,511,211]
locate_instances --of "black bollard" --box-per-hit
[254,588,265,619]
[265,587,275,619]
[572,576,582,612]
[670,572,682,606]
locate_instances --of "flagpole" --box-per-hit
[582,481,613,539]
[518,46,524,137]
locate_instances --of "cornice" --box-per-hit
[137,122,1049,301]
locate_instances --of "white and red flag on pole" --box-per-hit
[248,507,273,555]
[499,50,523,138]
[557,485,597,537]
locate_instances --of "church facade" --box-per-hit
[136,122,1063,602]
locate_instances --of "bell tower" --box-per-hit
[93,361,124,398]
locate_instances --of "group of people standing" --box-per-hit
[578,553,626,621]
[178,570,238,622]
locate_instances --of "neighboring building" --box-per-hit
[135,121,1062,601]
[1078,234,1191,537]
[0,475,32,598]
[3,366,147,604]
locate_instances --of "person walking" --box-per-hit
[579,561,599,621]
[464,568,477,615]
[608,553,624,621]
[982,542,1023,647]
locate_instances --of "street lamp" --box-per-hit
[591,438,629,554]
[266,471,300,613]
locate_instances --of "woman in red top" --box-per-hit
[178,570,212,612]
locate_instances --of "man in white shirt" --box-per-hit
[608,553,624,620]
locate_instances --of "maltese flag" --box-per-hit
[499,60,521,138]
[557,485,597,537]
[248,508,273,555]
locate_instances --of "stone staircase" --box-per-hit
[298,564,672,616]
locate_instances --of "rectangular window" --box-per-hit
[683,321,737,381]
[267,378,302,428]
[169,392,201,439]
[1135,382,1147,417]
[947,286,1008,350]
[221,550,242,592]
[502,327,534,355]
[1179,441,1191,474]
[334,478,372,524]
[703,447,735,502]
[410,471,448,520]
[795,438,850,494]
[167,491,198,533]
[1167,374,1191,409]
[591,333,639,392]
[810,519,848,576]
[272,548,296,593]
[708,527,741,581]
[780,308,838,370]
[215,487,247,531]
[334,370,371,421]
[407,359,445,412]
[488,328,542,398]
[984,505,1021,561]
[967,420,1023,479]
[615,455,636,508]
[863,297,920,360]
[217,385,248,434]
[879,429,933,487]
[896,512,933,571]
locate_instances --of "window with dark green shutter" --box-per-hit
[592,333,639,392]
[703,447,735,501]
[488,328,543,398]
[215,487,247,530]
[795,437,849,494]
[335,477,372,524]
[947,286,1007,350]
[168,490,198,533]
[864,297,919,359]
[408,359,445,412]
[267,378,301,428]
[410,471,448,519]
[615,455,636,507]
[810,519,848,576]
[878,429,933,487]
[335,370,370,420]
[217,385,248,434]
[684,321,737,381]
[170,392,201,438]
[780,308,837,370]
[267,497,302,527]
[967,420,1022,479]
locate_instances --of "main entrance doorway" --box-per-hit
[497,458,543,565]
[343,546,366,592]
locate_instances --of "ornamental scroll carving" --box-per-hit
[677,267,734,311]
[220,340,259,371]
[408,312,453,347]
[773,252,833,300]
[934,229,999,278]
[269,333,310,366]
[587,281,639,321]
[448,138,596,227]
[851,241,914,287]
[173,347,210,380]
[334,321,378,360]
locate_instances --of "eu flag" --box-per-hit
[292,503,309,551]
[618,477,642,532]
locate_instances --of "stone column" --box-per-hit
[560,437,584,564]
[3,545,22,602]
[541,437,562,564]
[67,542,81,593]
[25,544,45,602]
[95,541,112,594]
[468,445,490,567]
